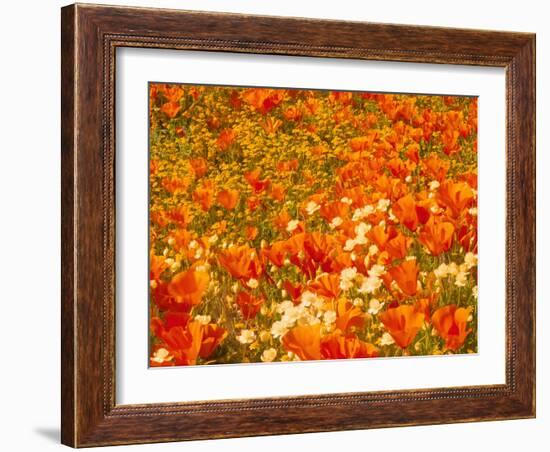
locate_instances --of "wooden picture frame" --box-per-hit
[61,3,535,447]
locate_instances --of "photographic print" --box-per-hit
[148,83,478,367]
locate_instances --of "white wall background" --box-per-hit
[0,1,545,450]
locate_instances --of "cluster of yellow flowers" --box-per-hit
[148,83,478,366]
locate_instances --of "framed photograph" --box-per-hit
[61,3,535,447]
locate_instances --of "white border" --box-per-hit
[116,48,506,404]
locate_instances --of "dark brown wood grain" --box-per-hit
[61,3,536,447]
[60,5,76,446]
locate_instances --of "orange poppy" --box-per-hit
[379,305,424,349]
[276,159,299,172]
[333,106,354,124]
[404,143,420,163]
[413,295,437,323]
[374,174,407,200]
[422,153,450,182]
[246,196,261,212]
[441,127,460,155]
[349,133,377,152]
[304,96,320,114]
[160,101,180,119]
[270,183,286,202]
[150,253,169,281]
[336,185,367,207]
[161,176,190,194]
[162,85,184,102]
[169,229,192,254]
[229,89,242,109]
[167,269,210,311]
[273,209,292,231]
[431,305,472,351]
[306,123,317,134]
[304,232,337,263]
[321,331,378,359]
[153,311,191,334]
[319,201,349,222]
[457,224,478,253]
[150,311,191,354]
[283,280,304,304]
[437,180,474,218]
[244,169,271,194]
[335,299,366,332]
[150,158,159,175]
[460,171,478,190]
[242,88,285,115]
[376,250,392,267]
[384,96,416,122]
[388,259,419,297]
[157,321,204,366]
[322,249,354,274]
[262,240,287,267]
[149,84,159,102]
[217,188,240,210]
[189,158,208,178]
[281,232,305,253]
[198,324,227,359]
[330,91,353,106]
[165,205,194,228]
[308,273,341,299]
[151,281,172,311]
[283,105,303,122]
[281,324,321,361]
[387,157,413,179]
[385,228,413,260]
[245,226,258,241]
[290,253,317,280]
[369,224,390,249]
[193,181,215,211]
[218,244,263,281]
[216,128,236,151]
[206,116,221,130]
[392,194,430,231]
[419,216,455,256]
[188,86,201,100]
[236,291,265,320]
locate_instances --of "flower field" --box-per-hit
[148,83,478,367]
